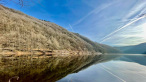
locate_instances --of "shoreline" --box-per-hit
[0,49,102,59]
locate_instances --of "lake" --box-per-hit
[0,53,146,82]
[58,54,146,82]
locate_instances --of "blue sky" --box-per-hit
[3,0,146,46]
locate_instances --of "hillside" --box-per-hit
[74,33,120,53]
[98,44,121,53]
[115,43,146,54]
[0,5,118,53]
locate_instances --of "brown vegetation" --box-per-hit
[0,5,119,54]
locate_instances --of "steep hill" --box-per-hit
[0,5,118,53]
[115,43,146,54]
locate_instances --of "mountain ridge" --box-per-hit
[115,43,146,54]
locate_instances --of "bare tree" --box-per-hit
[0,0,40,6]
[0,0,8,5]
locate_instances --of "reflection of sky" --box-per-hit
[57,63,123,82]
[58,59,146,82]
[3,0,146,46]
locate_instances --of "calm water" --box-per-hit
[58,54,146,82]
[0,54,146,82]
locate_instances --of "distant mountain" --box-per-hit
[0,5,119,53]
[143,52,146,54]
[115,43,146,54]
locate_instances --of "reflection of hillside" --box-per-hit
[0,54,119,82]
[0,54,98,82]
[0,54,120,82]
[74,53,121,72]
[118,54,146,66]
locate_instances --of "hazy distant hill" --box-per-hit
[143,52,146,54]
[0,5,118,53]
[115,43,146,54]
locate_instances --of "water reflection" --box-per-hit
[58,54,146,82]
[117,54,146,66]
[0,54,119,82]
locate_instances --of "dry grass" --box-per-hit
[0,5,119,53]
[0,5,88,51]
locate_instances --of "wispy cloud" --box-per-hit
[73,2,115,26]
[100,15,146,43]
[124,2,146,19]
[73,0,146,46]
[104,18,146,46]
[69,24,74,32]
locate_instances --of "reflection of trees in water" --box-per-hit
[0,54,119,82]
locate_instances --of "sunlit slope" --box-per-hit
[0,5,118,53]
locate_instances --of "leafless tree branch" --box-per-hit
[0,0,41,7]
